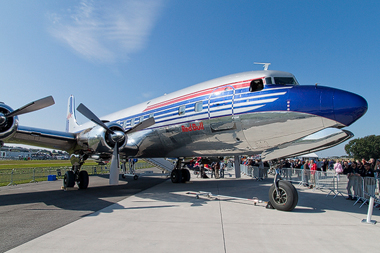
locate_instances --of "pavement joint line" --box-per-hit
[216,181,227,253]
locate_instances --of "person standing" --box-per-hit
[302,160,309,187]
[322,159,328,177]
[361,163,375,199]
[219,159,225,178]
[214,161,220,179]
[343,161,354,200]
[334,159,343,181]
[309,160,317,188]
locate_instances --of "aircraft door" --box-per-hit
[208,85,235,131]
[207,85,249,153]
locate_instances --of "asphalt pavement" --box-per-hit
[0,170,167,253]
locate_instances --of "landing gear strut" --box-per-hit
[171,158,190,183]
[63,154,89,189]
[268,168,298,211]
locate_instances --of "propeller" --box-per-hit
[77,103,115,134]
[7,96,55,117]
[0,96,55,126]
[76,103,155,185]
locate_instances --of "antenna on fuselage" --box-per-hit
[254,62,271,70]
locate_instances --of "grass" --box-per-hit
[0,159,154,187]
[0,160,98,170]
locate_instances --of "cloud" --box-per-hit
[48,0,164,63]
[142,92,153,98]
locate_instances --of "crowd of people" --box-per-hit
[187,156,380,208]
[187,157,228,179]
[269,158,380,208]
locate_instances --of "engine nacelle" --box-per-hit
[0,103,19,141]
[77,122,126,154]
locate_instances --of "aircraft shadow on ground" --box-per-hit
[0,176,168,214]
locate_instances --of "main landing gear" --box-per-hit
[171,158,191,183]
[63,155,90,189]
[268,169,298,211]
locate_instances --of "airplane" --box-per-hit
[0,65,368,211]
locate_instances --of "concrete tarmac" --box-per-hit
[3,170,380,253]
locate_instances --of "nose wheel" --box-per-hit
[268,180,298,211]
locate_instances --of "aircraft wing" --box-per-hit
[260,128,353,161]
[6,126,77,152]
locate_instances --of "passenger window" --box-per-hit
[265,77,273,85]
[149,113,154,118]
[131,118,135,126]
[178,105,186,115]
[140,116,144,123]
[249,79,264,92]
[194,102,203,112]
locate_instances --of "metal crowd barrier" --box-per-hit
[240,165,269,180]
[239,165,380,208]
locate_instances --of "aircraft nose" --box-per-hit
[333,89,368,126]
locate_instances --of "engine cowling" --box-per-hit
[77,122,126,154]
[0,103,19,140]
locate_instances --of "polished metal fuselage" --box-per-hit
[2,70,367,161]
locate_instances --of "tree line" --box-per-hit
[345,135,380,160]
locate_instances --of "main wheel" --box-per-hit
[77,170,89,189]
[171,169,181,183]
[181,169,191,183]
[64,171,75,188]
[268,180,298,211]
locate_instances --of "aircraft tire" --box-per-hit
[181,169,191,183]
[64,171,75,188]
[77,170,89,189]
[171,169,181,183]
[268,180,298,211]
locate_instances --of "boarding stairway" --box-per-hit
[142,158,175,173]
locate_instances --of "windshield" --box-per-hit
[273,77,297,85]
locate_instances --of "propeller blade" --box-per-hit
[109,142,120,185]
[126,117,155,135]
[6,96,55,117]
[77,103,115,134]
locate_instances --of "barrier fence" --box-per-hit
[240,165,380,208]
[0,162,154,186]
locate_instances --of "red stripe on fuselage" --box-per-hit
[143,78,258,112]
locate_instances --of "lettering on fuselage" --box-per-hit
[181,122,204,132]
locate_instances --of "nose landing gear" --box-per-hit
[268,169,298,211]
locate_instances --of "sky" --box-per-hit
[1,0,380,157]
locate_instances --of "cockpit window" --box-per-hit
[249,79,264,92]
[273,77,297,85]
[265,77,273,85]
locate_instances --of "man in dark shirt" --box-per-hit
[322,159,328,176]
[361,163,375,199]
[343,161,354,200]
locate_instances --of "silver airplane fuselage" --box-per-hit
[1,70,368,161]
